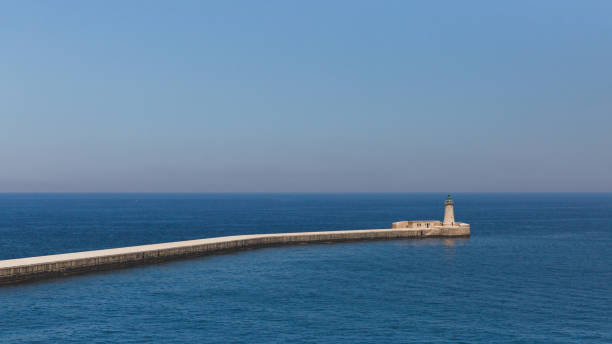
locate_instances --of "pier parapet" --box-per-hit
[0,196,469,285]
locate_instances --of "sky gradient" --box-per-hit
[1,1,611,192]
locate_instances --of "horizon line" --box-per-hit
[0,191,610,194]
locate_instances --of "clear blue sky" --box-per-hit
[1,1,611,192]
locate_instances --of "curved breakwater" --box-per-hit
[0,226,469,285]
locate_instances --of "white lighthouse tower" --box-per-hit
[443,194,455,226]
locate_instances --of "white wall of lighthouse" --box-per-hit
[443,195,455,226]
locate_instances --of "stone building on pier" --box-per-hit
[391,195,469,230]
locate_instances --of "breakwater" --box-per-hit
[0,226,469,285]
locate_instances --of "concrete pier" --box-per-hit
[0,226,469,285]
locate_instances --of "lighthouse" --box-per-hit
[391,195,469,233]
[443,194,455,226]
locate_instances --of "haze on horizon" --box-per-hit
[1,1,611,193]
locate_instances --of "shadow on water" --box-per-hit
[402,237,470,247]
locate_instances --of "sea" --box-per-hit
[0,193,610,343]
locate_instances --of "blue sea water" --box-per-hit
[0,193,611,343]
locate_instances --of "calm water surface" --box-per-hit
[0,193,611,343]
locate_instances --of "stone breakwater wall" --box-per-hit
[0,226,469,285]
